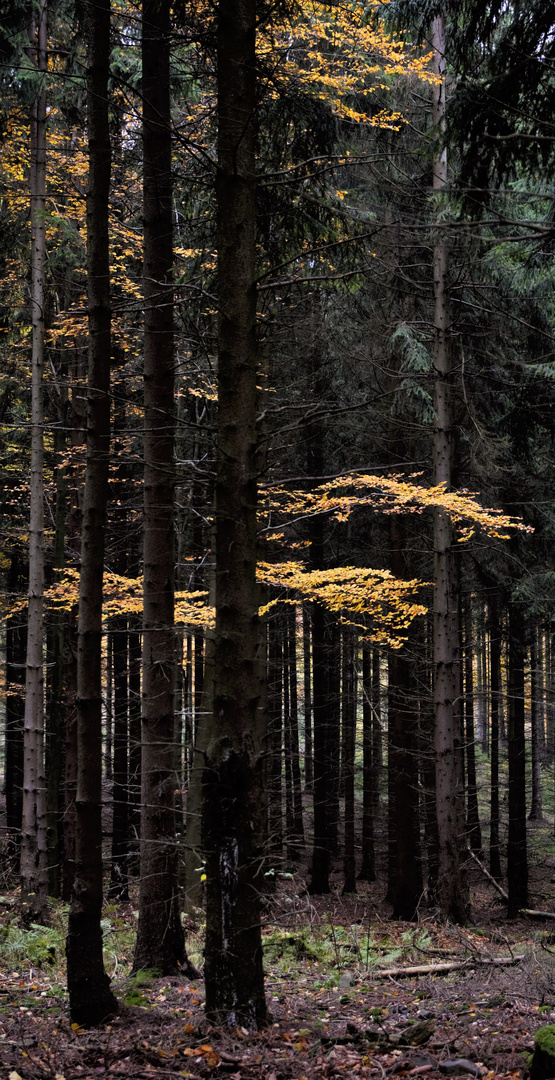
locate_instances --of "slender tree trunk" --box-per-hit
[108,617,129,900]
[202,0,267,1027]
[464,591,482,856]
[431,14,469,923]
[529,628,543,820]
[489,592,502,880]
[389,643,423,920]
[507,601,528,916]
[133,0,195,977]
[358,640,375,881]
[309,600,332,895]
[266,606,283,874]
[372,647,383,807]
[287,606,304,855]
[66,0,118,1024]
[342,625,357,894]
[20,0,48,926]
[302,604,313,791]
[6,558,26,855]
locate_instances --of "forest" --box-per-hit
[3,0,555,1077]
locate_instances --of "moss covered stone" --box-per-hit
[530,1026,555,1079]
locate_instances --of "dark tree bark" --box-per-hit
[20,0,48,925]
[202,0,267,1027]
[108,617,129,901]
[507,601,529,917]
[6,552,26,854]
[389,643,423,920]
[133,0,195,977]
[529,627,544,820]
[266,606,283,872]
[302,604,313,791]
[431,14,469,922]
[309,599,333,895]
[342,625,357,895]
[66,0,118,1024]
[464,591,483,856]
[286,606,304,858]
[358,640,375,881]
[489,592,502,881]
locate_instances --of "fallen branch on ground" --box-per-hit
[520,909,555,920]
[466,847,508,901]
[370,955,524,979]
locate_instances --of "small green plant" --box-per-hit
[0,921,65,968]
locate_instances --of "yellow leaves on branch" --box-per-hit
[265,0,439,127]
[266,473,531,541]
[258,561,426,646]
[9,562,425,646]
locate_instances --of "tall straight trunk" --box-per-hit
[309,600,332,894]
[20,0,48,925]
[202,0,267,1027]
[302,604,313,790]
[475,604,488,751]
[464,591,482,856]
[283,611,294,855]
[46,395,69,899]
[507,601,528,916]
[266,606,283,871]
[108,617,129,900]
[287,606,304,855]
[389,643,423,920]
[342,625,357,894]
[372,647,383,803]
[61,610,78,900]
[127,616,141,874]
[489,592,502,880]
[66,0,118,1025]
[358,640,375,881]
[6,559,26,853]
[529,628,543,820]
[431,14,469,923]
[134,0,195,977]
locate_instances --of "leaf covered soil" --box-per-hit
[2,867,555,1080]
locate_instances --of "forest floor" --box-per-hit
[2,842,555,1080]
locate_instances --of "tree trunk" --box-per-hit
[529,628,543,820]
[286,606,304,857]
[342,625,357,895]
[489,592,502,881]
[431,14,469,923]
[108,617,129,900]
[20,0,48,926]
[6,554,26,856]
[202,0,267,1027]
[358,639,375,881]
[389,643,423,920]
[133,0,195,977]
[302,603,313,791]
[507,601,528,917]
[66,0,118,1024]
[464,591,482,856]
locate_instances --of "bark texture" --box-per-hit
[20,0,48,924]
[431,14,469,923]
[133,0,195,976]
[202,0,267,1027]
[66,0,118,1025]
